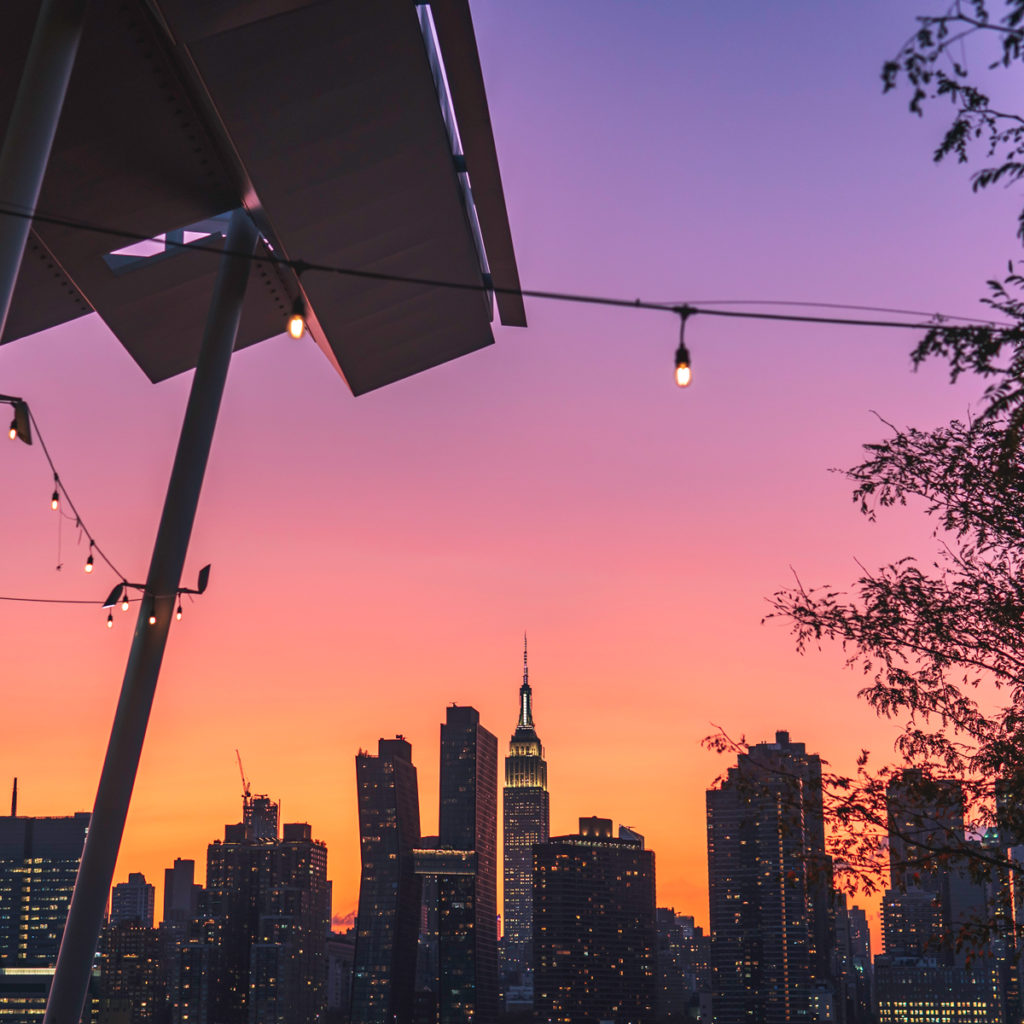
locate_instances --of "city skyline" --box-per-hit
[1,0,1015,955]
[6,679,866,940]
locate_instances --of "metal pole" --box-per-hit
[0,0,88,339]
[44,208,259,1024]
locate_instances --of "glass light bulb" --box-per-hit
[85,554,94,573]
[8,421,16,440]
[176,605,183,621]
[107,612,114,628]
[287,313,305,339]
[148,613,157,625]
[675,364,692,388]
[51,491,59,511]
[122,595,130,612]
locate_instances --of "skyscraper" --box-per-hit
[437,705,498,1024]
[110,872,156,927]
[97,918,163,1024]
[875,771,1004,1024]
[706,731,835,1024]
[162,857,201,927]
[351,737,423,1024]
[0,810,95,1019]
[533,817,656,1023]
[502,637,549,984]
[205,814,330,1024]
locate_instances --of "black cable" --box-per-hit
[693,308,944,330]
[682,299,1000,327]
[25,407,127,581]
[0,202,1013,330]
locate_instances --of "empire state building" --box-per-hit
[502,637,550,981]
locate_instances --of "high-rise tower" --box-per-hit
[706,731,835,1024]
[502,636,549,983]
[437,705,498,1023]
[351,737,422,1024]
[533,818,656,1023]
[0,810,95,1018]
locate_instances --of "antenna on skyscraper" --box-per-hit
[523,631,528,686]
[10,777,16,817]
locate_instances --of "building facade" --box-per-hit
[204,818,330,1024]
[111,872,156,927]
[0,810,98,1020]
[97,919,163,1024]
[437,705,498,1024]
[533,817,656,1024]
[876,771,1005,1023]
[706,731,835,1024]
[501,638,550,985]
[351,737,423,1024]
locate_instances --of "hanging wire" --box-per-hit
[25,406,126,580]
[0,202,1012,331]
[680,299,999,327]
[2,403,204,613]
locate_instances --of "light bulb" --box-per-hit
[85,549,94,573]
[51,490,59,511]
[8,420,16,440]
[287,298,306,339]
[106,612,113,628]
[176,604,183,621]
[122,594,130,612]
[674,341,692,388]
[148,613,157,626]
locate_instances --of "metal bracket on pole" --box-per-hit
[0,0,89,339]
[44,208,259,1024]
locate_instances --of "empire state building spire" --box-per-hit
[519,632,534,729]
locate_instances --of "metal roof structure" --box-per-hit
[0,4,527,1020]
[0,0,526,394]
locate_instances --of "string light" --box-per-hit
[287,299,306,339]
[675,307,694,388]
[1,203,1014,628]
[0,395,31,444]
[2,571,208,629]
[13,402,129,585]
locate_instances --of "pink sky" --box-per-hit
[0,2,1018,947]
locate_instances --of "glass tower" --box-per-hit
[351,737,422,1024]
[0,811,94,1019]
[501,637,549,982]
[438,705,498,1024]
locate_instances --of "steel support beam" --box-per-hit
[0,0,88,339]
[44,208,259,1024]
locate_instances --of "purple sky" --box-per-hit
[0,1,1018,933]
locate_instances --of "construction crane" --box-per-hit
[235,749,251,811]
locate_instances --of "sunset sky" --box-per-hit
[0,1,1018,945]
